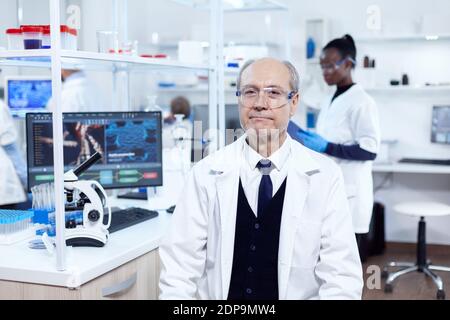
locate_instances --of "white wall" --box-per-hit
[0,1,19,48]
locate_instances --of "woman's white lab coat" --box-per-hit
[47,72,104,112]
[0,101,26,205]
[159,135,363,300]
[316,84,380,233]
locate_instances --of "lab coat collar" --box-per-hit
[329,82,363,106]
[242,134,291,172]
[63,71,87,89]
[210,133,320,176]
[64,71,86,83]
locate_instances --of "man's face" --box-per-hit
[239,59,299,138]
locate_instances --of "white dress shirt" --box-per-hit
[240,134,292,216]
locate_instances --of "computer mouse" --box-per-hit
[166,205,176,214]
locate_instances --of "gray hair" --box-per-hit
[236,58,300,92]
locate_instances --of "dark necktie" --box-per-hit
[257,159,273,217]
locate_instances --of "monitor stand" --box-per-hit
[117,189,148,200]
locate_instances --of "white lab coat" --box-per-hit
[0,101,26,205]
[47,72,104,112]
[159,134,363,300]
[316,84,380,233]
[162,119,193,173]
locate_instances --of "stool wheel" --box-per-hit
[384,283,393,293]
[381,270,389,279]
[437,290,445,300]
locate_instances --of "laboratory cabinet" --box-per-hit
[0,249,161,300]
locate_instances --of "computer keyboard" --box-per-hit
[117,191,148,200]
[104,207,159,233]
[399,158,450,166]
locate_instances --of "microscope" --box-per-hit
[64,152,111,247]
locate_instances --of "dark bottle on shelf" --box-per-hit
[401,74,409,85]
[363,56,370,68]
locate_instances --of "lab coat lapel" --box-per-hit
[278,141,320,299]
[216,169,239,299]
[278,169,309,299]
[210,136,244,299]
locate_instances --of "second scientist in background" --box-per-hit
[297,35,380,262]
[47,69,104,112]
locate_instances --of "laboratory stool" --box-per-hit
[382,201,450,300]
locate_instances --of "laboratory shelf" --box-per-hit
[373,163,450,174]
[225,67,240,75]
[365,86,450,93]
[158,86,236,93]
[0,49,52,68]
[0,50,212,73]
[62,50,212,72]
[171,0,288,11]
[159,41,280,51]
[356,34,450,42]
[0,49,52,58]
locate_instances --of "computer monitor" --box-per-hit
[26,111,163,191]
[431,106,450,145]
[5,76,52,117]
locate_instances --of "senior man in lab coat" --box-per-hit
[159,58,363,300]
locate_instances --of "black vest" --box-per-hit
[227,178,287,300]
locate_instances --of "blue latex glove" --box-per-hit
[297,130,329,153]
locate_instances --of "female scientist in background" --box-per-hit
[297,34,380,262]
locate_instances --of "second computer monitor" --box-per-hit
[26,111,163,190]
[5,76,52,117]
[431,106,450,145]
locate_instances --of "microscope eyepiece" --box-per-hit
[73,152,102,177]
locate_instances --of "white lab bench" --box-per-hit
[373,163,450,174]
[372,162,450,244]
[0,196,173,300]
[2,163,448,299]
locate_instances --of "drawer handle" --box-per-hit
[102,272,137,297]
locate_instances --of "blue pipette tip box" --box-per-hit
[30,209,51,225]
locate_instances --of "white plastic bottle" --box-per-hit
[171,114,191,176]
[144,95,162,112]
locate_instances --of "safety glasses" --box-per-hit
[236,86,297,109]
[320,57,356,73]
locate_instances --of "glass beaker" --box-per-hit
[96,30,119,53]
[121,40,138,55]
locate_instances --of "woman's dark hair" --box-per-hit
[323,34,356,67]
[170,96,191,119]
